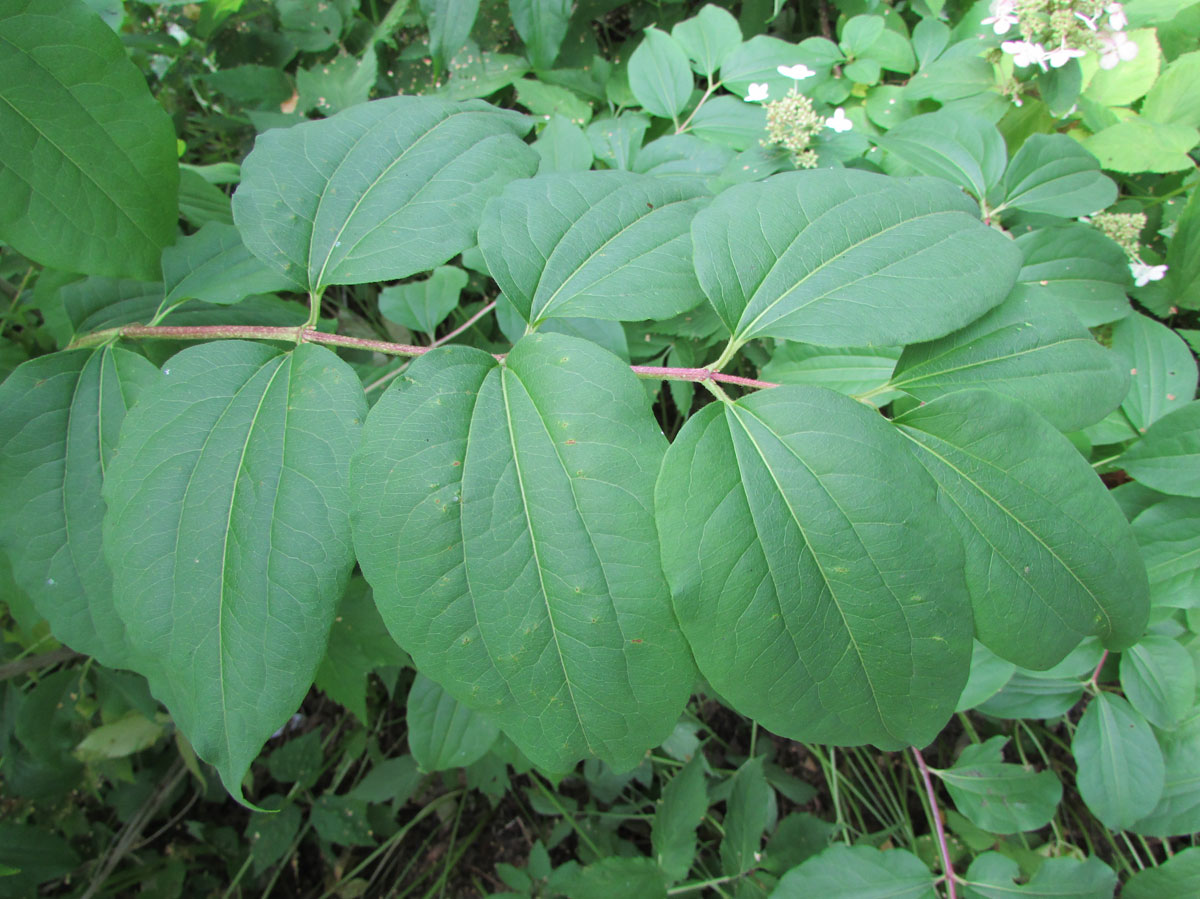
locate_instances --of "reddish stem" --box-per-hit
[1089,649,1110,690]
[630,365,778,389]
[911,746,958,899]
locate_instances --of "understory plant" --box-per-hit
[2,0,1200,895]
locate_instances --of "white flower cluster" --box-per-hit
[743,64,853,135]
[984,0,1137,72]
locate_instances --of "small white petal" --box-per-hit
[777,63,816,80]
[746,82,770,102]
[825,107,853,133]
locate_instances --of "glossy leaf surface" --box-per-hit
[891,294,1128,433]
[690,169,1021,347]
[352,334,694,772]
[0,0,178,279]
[103,341,366,798]
[478,171,709,325]
[0,348,158,667]
[656,385,972,749]
[233,96,537,292]
[894,391,1148,668]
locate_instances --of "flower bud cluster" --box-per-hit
[984,0,1137,71]
[1087,212,1169,286]
[762,88,825,168]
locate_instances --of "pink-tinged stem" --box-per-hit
[911,746,957,899]
[1089,650,1110,690]
[68,323,782,392]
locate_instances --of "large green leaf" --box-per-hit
[1000,134,1116,218]
[655,385,972,749]
[760,342,901,404]
[1131,713,1200,837]
[628,27,693,121]
[509,0,571,70]
[895,392,1147,667]
[690,169,1021,347]
[102,341,366,799]
[934,736,1061,834]
[1121,401,1200,497]
[1120,635,1196,729]
[1007,223,1131,327]
[774,845,937,899]
[671,4,742,78]
[1111,313,1198,432]
[962,853,1117,899]
[1132,497,1200,609]
[233,96,537,293]
[1123,846,1200,898]
[477,171,709,325]
[420,0,479,71]
[0,0,178,280]
[875,110,1007,202]
[1072,692,1165,829]
[0,348,158,667]
[891,293,1128,433]
[351,334,694,772]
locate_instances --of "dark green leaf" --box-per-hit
[352,334,694,772]
[534,115,594,173]
[975,673,1084,719]
[962,852,1117,899]
[233,96,537,292]
[162,222,296,310]
[1007,223,1131,327]
[690,169,1021,347]
[379,266,468,336]
[1121,635,1196,729]
[310,795,375,846]
[561,857,667,899]
[246,802,302,875]
[1122,401,1200,497]
[876,110,1006,201]
[655,385,972,748]
[0,0,178,279]
[721,756,770,875]
[1111,313,1198,432]
[628,28,693,121]
[0,348,158,667]
[103,341,366,799]
[935,736,1061,834]
[774,845,937,898]
[760,342,900,404]
[1123,846,1200,899]
[420,0,479,71]
[1072,692,1164,829]
[651,753,708,882]
[894,391,1148,668]
[1131,713,1200,837]
[1001,135,1117,218]
[672,4,742,77]
[478,171,709,324]
[510,0,572,70]
[406,673,500,771]
[1132,497,1200,609]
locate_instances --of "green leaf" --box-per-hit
[314,577,408,723]
[233,96,537,293]
[1082,117,1200,174]
[179,168,234,228]
[296,47,377,116]
[690,169,1021,347]
[655,385,972,748]
[1123,846,1200,898]
[956,641,1017,711]
[561,857,668,899]
[1007,222,1131,327]
[891,293,1128,433]
[894,391,1148,668]
[102,341,366,799]
[310,795,375,846]
[774,845,937,899]
[651,754,708,883]
[760,342,900,404]
[841,15,885,57]
[0,348,159,667]
[935,736,1061,834]
[721,756,770,876]
[57,277,163,337]
[75,711,163,762]
[672,4,742,77]
[1133,497,1200,609]
[0,0,179,280]
[1121,635,1196,729]
[247,802,302,875]
[0,823,80,893]
[687,96,767,151]
[277,0,341,52]
[1164,181,1200,312]
[876,110,1006,202]
[1131,713,1200,836]
[420,0,479,71]
[1142,51,1200,128]
[509,0,572,70]
[634,134,735,178]
[905,43,993,102]
[351,334,694,772]
[533,115,594,173]
[438,47,529,103]
[586,114,649,170]
[478,171,709,325]
[720,35,835,101]
[406,672,500,771]
[162,222,296,310]
[379,266,468,337]
[1122,401,1200,497]
[628,28,694,121]
[1072,692,1165,829]
[961,852,1117,899]
[1112,315,1198,432]
[976,673,1084,719]
[1082,28,1161,107]
[1002,135,1116,218]
[516,78,592,125]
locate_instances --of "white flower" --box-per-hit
[1107,3,1128,30]
[1130,262,1167,286]
[982,0,1019,35]
[777,63,815,80]
[1047,42,1086,67]
[1002,40,1051,70]
[746,82,770,102]
[1075,11,1099,30]
[825,107,853,133]
[1099,30,1138,68]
